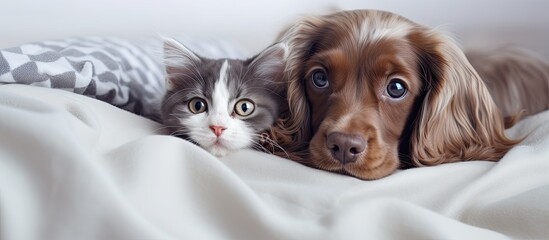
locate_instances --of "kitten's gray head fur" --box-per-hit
[161,38,287,156]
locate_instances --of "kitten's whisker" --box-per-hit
[252,143,270,154]
[249,140,270,153]
[152,125,178,134]
[172,129,191,136]
[180,136,194,142]
[152,124,194,135]
[251,133,289,159]
[162,124,193,136]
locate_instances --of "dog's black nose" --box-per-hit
[326,132,366,164]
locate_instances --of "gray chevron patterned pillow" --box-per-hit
[0,37,167,120]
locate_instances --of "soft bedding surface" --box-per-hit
[1,84,549,239]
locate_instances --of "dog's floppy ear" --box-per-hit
[267,17,326,160]
[408,30,519,166]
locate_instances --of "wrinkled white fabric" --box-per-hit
[1,85,548,240]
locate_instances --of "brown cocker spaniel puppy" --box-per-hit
[268,10,549,180]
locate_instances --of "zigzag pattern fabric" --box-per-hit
[0,37,166,119]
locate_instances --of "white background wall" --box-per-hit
[2,0,549,57]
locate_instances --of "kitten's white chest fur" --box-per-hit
[181,60,253,156]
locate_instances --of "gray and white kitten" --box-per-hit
[161,38,287,156]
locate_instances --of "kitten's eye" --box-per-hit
[311,69,329,88]
[386,78,407,99]
[234,99,255,116]
[188,98,207,114]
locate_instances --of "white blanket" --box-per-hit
[1,84,549,240]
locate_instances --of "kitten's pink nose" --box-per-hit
[209,125,226,137]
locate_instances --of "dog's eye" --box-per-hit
[387,79,407,98]
[312,70,329,88]
[188,98,208,114]
[234,99,255,116]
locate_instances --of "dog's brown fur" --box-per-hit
[268,10,548,180]
[467,47,549,127]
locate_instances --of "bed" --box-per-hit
[2,2,549,239]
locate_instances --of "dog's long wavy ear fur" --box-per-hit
[268,17,326,161]
[408,30,520,166]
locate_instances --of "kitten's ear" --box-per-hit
[248,42,288,83]
[163,38,201,91]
